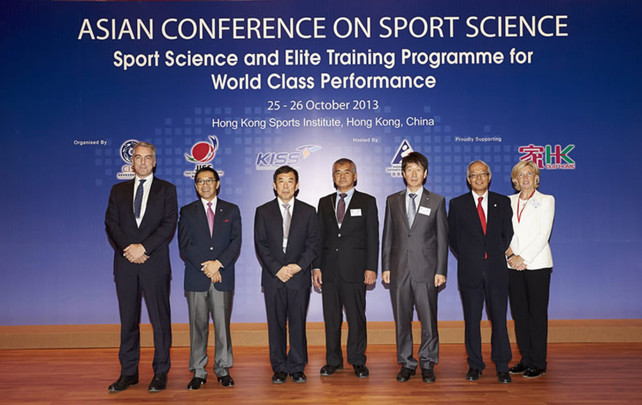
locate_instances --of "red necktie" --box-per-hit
[477,196,486,234]
[477,196,487,259]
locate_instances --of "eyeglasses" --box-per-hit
[196,178,216,186]
[468,172,489,179]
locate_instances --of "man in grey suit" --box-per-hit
[382,152,448,383]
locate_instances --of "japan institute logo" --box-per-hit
[184,136,223,179]
[116,139,139,180]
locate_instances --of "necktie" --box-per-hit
[282,203,291,239]
[408,193,417,227]
[477,196,487,259]
[134,179,146,218]
[477,196,487,234]
[207,202,215,237]
[336,193,347,224]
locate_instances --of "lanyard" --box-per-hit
[516,190,536,223]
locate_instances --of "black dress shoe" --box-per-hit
[421,368,436,383]
[272,371,288,384]
[187,377,206,390]
[148,373,167,392]
[523,367,546,379]
[353,364,369,378]
[290,372,307,383]
[320,364,343,376]
[509,363,528,374]
[396,367,415,382]
[465,368,481,381]
[108,373,139,392]
[497,371,512,384]
[218,375,235,387]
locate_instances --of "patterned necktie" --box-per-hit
[408,193,417,227]
[134,179,146,218]
[477,196,487,234]
[336,193,347,224]
[283,203,291,239]
[207,202,215,237]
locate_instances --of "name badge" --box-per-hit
[350,208,362,217]
[418,206,431,216]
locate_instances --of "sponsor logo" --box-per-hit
[255,144,322,170]
[184,136,223,179]
[385,139,414,177]
[518,144,576,169]
[116,139,138,180]
[185,135,218,163]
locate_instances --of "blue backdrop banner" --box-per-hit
[1,0,640,325]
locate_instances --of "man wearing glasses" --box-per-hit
[178,167,241,389]
[447,160,514,384]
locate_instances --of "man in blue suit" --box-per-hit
[178,167,241,390]
[448,160,514,384]
[254,166,319,384]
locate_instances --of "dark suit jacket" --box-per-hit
[105,177,178,275]
[254,198,319,290]
[315,190,379,283]
[178,198,242,292]
[448,191,513,289]
[382,188,448,284]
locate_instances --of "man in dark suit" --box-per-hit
[105,141,178,393]
[448,160,514,384]
[178,167,241,390]
[313,158,379,378]
[381,152,448,384]
[254,165,319,384]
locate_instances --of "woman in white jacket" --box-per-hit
[505,161,555,379]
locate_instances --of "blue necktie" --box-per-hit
[134,179,146,218]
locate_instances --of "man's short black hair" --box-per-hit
[273,165,299,184]
[401,152,429,173]
[194,166,220,183]
[194,166,220,195]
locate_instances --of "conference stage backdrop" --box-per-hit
[1,0,640,326]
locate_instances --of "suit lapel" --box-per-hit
[486,192,500,233]
[211,200,227,240]
[467,193,486,236]
[342,190,360,228]
[123,180,137,227]
[395,190,410,231]
[194,201,212,239]
[410,188,431,231]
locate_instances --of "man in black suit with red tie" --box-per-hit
[448,160,513,384]
[105,141,178,393]
[254,166,319,384]
[178,167,241,390]
[313,158,379,378]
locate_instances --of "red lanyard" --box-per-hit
[517,190,536,223]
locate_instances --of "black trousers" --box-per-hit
[322,280,367,366]
[460,272,512,373]
[263,286,310,374]
[115,269,172,376]
[509,268,552,370]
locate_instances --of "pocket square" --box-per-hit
[224,219,229,222]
